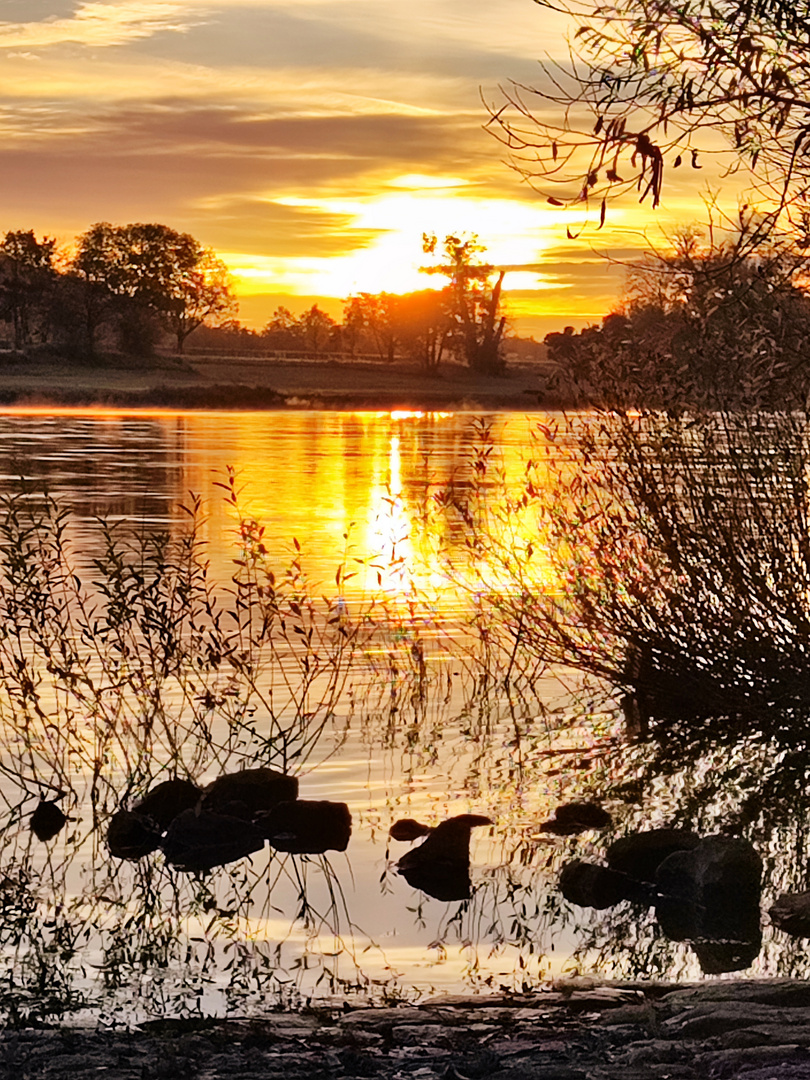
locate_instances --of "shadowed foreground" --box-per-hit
[7,980,810,1078]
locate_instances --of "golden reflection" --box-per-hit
[0,408,567,611]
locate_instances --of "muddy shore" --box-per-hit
[7,978,810,1078]
[0,353,562,412]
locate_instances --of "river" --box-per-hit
[0,408,802,1022]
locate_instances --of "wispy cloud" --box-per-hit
[0,2,199,49]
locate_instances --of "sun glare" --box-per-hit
[223,185,589,303]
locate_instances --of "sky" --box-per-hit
[0,0,750,337]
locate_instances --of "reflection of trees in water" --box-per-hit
[15,404,810,1011]
[419,411,810,981]
[0,816,382,1024]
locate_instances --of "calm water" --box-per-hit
[0,409,803,1022]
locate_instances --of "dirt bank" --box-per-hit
[6,978,810,1078]
[0,353,562,412]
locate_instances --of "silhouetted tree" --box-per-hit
[164,249,237,353]
[299,304,336,353]
[261,307,301,350]
[422,234,507,374]
[343,292,398,361]
[547,224,810,407]
[390,290,450,371]
[0,231,56,350]
[73,222,236,354]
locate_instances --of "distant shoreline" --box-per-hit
[0,352,567,412]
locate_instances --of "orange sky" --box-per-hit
[0,1,758,337]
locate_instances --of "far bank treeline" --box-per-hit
[0,226,525,373]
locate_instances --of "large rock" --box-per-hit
[201,768,298,817]
[161,808,265,872]
[258,799,352,854]
[655,834,762,974]
[540,802,612,836]
[396,813,492,901]
[606,829,701,883]
[133,778,203,828]
[398,862,473,901]
[389,818,433,841]
[769,891,810,938]
[559,860,650,909]
[396,814,492,871]
[107,809,162,859]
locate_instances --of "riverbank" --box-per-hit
[6,978,810,1078]
[0,352,561,412]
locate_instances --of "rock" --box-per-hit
[30,799,67,842]
[559,860,651,909]
[398,861,472,901]
[257,799,351,854]
[769,890,810,937]
[540,801,612,835]
[660,981,810,1010]
[161,808,265,871]
[691,937,761,976]
[201,768,298,817]
[655,835,762,974]
[133,778,203,829]
[396,814,492,870]
[107,809,162,859]
[606,829,701,883]
[340,1007,427,1030]
[694,1044,808,1078]
[389,818,433,841]
[396,814,492,900]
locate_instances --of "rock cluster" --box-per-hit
[107,771,351,872]
[559,828,765,974]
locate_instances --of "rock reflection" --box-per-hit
[560,831,763,975]
[391,813,493,902]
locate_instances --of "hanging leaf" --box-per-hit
[673,154,682,167]
[598,197,607,229]
[691,149,702,168]
[547,196,565,206]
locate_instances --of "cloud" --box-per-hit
[0,2,199,49]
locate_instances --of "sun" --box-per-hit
[221,177,583,302]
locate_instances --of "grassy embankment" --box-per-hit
[0,350,565,411]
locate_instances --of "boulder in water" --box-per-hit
[655,834,762,974]
[30,799,68,842]
[258,799,351,854]
[389,818,433,842]
[133,778,202,829]
[201,768,298,817]
[396,814,492,872]
[540,801,612,836]
[606,828,701,883]
[108,809,162,859]
[161,808,265,872]
[559,859,650,909]
[769,891,810,938]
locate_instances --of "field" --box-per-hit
[0,351,559,411]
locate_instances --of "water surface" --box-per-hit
[0,409,802,1023]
